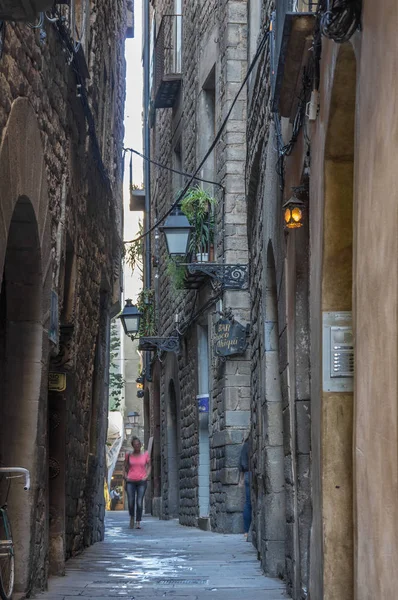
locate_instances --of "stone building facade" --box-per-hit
[0,1,129,595]
[142,0,398,598]
[246,1,398,599]
[144,0,251,533]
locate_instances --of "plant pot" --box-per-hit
[196,253,209,262]
[209,244,214,262]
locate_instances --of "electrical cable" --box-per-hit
[27,12,44,29]
[44,11,59,23]
[123,29,270,246]
[47,6,112,188]
[318,0,361,43]
[178,289,222,337]
[124,147,225,190]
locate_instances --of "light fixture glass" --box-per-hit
[283,197,305,229]
[127,411,140,425]
[159,209,194,258]
[119,299,142,336]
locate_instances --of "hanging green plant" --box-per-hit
[180,186,216,259]
[166,257,187,290]
[136,288,156,336]
[125,220,144,278]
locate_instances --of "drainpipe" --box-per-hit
[143,0,152,381]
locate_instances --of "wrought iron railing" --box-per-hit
[153,14,182,108]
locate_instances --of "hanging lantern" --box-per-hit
[127,411,140,425]
[282,196,305,229]
[119,299,142,337]
[159,208,194,258]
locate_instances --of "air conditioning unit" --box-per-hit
[0,0,54,21]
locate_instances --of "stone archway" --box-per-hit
[0,98,51,593]
[167,379,180,518]
[151,363,162,517]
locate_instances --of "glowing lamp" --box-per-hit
[283,197,305,229]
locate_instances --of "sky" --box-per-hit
[123,0,144,302]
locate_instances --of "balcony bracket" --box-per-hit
[138,336,180,354]
[185,263,249,290]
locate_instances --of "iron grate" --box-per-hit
[156,578,208,586]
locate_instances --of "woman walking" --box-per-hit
[124,437,151,529]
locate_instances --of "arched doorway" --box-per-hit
[167,379,180,518]
[321,42,356,599]
[0,98,51,594]
[0,197,44,592]
[151,364,162,517]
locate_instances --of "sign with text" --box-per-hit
[214,318,248,357]
[48,372,66,392]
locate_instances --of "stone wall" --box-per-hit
[0,0,126,592]
[245,1,312,597]
[148,0,251,533]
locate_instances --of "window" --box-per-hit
[174,0,182,72]
[198,66,216,187]
[173,139,182,196]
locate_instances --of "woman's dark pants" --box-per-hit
[126,481,147,522]
[243,472,252,534]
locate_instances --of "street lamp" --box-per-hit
[127,411,140,425]
[282,194,305,230]
[159,208,194,258]
[119,299,142,337]
[159,208,248,291]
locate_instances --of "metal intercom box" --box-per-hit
[322,312,354,392]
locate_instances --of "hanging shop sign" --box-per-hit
[48,372,66,392]
[214,317,249,357]
[197,394,209,413]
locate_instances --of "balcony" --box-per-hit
[272,1,318,119]
[0,0,53,21]
[153,14,182,109]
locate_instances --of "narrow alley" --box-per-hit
[35,513,289,600]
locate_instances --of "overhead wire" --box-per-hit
[123,147,225,191]
[123,28,270,246]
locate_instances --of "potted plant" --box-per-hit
[180,186,216,262]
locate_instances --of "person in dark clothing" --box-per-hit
[239,435,252,538]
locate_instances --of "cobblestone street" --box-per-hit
[35,512,289,600]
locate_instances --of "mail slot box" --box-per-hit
[323,312,354,392]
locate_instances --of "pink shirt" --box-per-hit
[126,451,150,482]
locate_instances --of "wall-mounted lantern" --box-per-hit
[282,196,305,230]
[159,207,248,290]
[127,411,140,425]
[119,299,142,337]
[159,208,194,258]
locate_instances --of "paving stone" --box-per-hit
[33,512,290,600]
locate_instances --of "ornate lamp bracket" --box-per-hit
[186,263,249,290]
[138,336,180,354]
